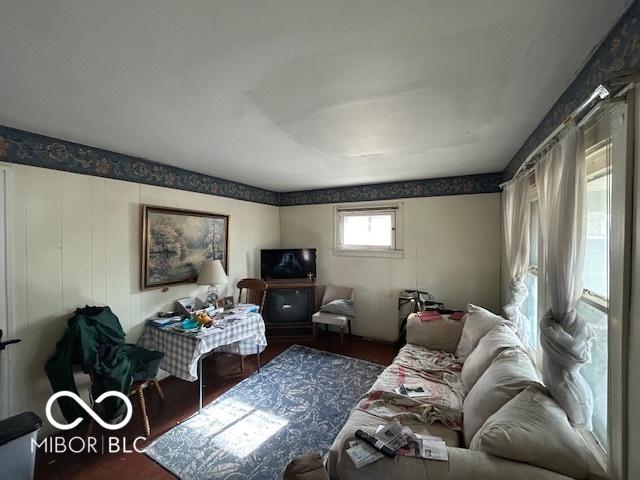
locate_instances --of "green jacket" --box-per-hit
[45,306,163,422]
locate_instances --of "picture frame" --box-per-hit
[141,205,229,290]
[216,296,235,311]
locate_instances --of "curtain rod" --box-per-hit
[500,84,611,188]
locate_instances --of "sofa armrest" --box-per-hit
[406,313,464,353]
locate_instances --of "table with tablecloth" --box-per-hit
[137,310,267,411]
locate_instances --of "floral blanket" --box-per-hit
[356,344,464,430]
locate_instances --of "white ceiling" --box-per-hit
[0,1,632,192]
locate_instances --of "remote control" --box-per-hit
[355,429,396,458]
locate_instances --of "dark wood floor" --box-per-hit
[35,333,397,480]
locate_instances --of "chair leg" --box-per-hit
[136,387,150,437]
[348,319,352,337]
[340,326,345,350]
[240,355,245,374]
[152,380,165,402]
[86,401,100,437]
[86,417,95,438]
[313,323,317,343]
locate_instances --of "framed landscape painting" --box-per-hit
[141,205,229,290]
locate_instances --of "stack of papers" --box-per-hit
[345,419,448,469]
[146,315,182,328]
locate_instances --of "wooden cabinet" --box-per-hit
[263,280,315,339]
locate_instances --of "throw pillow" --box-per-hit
[320,299,354,317]
[462,347,540,446]
[455,304,508,360]
[461,323,523,391]
[469,386,589,479]
[406,313,464,353]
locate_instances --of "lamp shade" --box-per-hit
[197,259,227,286]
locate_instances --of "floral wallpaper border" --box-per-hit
[0,125,281,205]
[502,0,640,181]
[0,125,501,206]
[279,173,501,206]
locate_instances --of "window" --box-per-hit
[523,198,540,350]
[523,134,611,450]
[334,203,403,257]
[579,148,611,450]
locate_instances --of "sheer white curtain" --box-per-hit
[535,122,595,429]
[502,177,530,343]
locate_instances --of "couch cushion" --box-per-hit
[469,386,589,479]
[462,348,540,446]
[461,323,523,391]
[455,304,507,360]
[406,313,464,353]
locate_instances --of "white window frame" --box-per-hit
[333,202,404,258]
[527,188,544,363]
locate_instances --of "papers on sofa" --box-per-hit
[417,434,448,461]
[347,419,449,469]
[346,440,383,468]
[394,384,428,398]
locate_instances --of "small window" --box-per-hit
[334,203,403,257]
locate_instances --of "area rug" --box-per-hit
[144,345,384,480]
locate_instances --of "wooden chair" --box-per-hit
[237,278,268,313]
[130,379,165,437]
[87,376,164,438]
[236,278,268,372]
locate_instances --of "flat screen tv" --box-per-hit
[261,248,317,280]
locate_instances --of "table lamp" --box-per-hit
[197,259,228,305]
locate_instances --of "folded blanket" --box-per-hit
[417,311,443,322]
[356,344,464,430]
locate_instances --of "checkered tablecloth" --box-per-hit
[138,312,267,382]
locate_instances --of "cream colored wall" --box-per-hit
[3,162,280,429]
[280,193,502,342]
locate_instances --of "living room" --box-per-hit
[0,1,638,479]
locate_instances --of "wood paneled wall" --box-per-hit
[2,163,280,428]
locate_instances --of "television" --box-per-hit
[261,248,317,280]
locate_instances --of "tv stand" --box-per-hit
[263,280,315,339]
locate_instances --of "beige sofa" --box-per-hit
[327,306,604,480]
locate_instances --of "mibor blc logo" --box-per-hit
[34,391,145,454]
[45,391,133,430]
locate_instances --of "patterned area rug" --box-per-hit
[145,345,384,480]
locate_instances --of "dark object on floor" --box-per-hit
[45,305,164,422]
[283,453,329,480]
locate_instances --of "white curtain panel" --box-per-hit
[502,177,530,342]
[535,122,595,430]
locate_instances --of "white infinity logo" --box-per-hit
[45,391,133,431]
